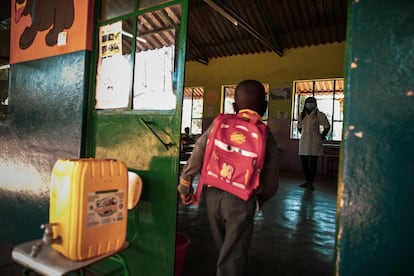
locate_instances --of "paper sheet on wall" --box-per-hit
[95,22,130,109]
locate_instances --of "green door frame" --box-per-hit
[83,1,189,275]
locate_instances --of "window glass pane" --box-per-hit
[315,95,333,123]
[95,19,134,109]
[0,65,8,121]
[101,0,134,21]
[291,120,299,139]
[333,93,344,121]
[133,46,175,109]
[191,119,202,134]
[132,4,181,110]
[182,98,192,132]
[138,0,173,10]
[192,98,203,119]
[297,93,310,117]
[292,93,300,120]
[223,86,235,114]
[332,121,343,141]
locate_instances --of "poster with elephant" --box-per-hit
[10,0,94,64]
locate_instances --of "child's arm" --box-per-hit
[177,178,194,205]
[177,124,213,205]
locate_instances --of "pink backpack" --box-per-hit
[194,110,268,204]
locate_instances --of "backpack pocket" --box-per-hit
[205,145,256,190]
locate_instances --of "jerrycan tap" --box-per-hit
[29,223,61,258]
[41,223,61,245]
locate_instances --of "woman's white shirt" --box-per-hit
[298,109,330,156]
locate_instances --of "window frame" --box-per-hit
[290,78,344,141]
[182,87,203,135]
[91,0,185,115]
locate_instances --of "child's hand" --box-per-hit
[180,193,194,205]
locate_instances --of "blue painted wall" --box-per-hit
[336,1,414,274]
[0,51,90,243]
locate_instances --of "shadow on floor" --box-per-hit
[176,170,338,276]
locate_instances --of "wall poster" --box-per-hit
[10,0,94,64]
[94,21,131,109]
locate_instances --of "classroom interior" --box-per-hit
[1,1,413,275]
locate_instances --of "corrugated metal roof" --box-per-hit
[187,0,348,64]
[102,0,348,65]
[136,5,182,52]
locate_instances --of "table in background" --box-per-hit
[322,143,340,176]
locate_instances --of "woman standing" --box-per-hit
[298,97,330,190]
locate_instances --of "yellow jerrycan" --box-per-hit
[49,158,128,261]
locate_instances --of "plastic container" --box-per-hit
[49,158,128,261]
[174,232,191,276]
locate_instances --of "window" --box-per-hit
[94,3,182,111]
[290,78,344,141]
[222,84,269,122]
[182,87,203,135]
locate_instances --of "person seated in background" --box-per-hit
[181,127,194,145]
[180,127,195,160]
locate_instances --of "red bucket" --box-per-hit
[175,232,191,276]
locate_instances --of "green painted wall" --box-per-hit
[336,1,414,275]
[185,42,346,171]
[0,51,90,243]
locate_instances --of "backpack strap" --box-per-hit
[193,178,203,205]
[192,115,225,205]
[237,109,261,124]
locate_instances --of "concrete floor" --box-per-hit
[1,171,338,276]
[176,171,338,276]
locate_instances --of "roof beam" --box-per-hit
[187,38,209,65]
[254,0,283,56]
[203,0,283,57]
